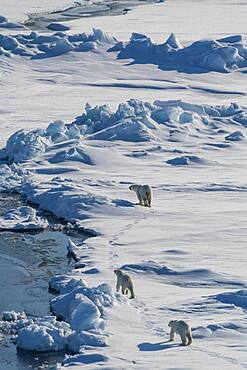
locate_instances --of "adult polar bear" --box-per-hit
[129,184,152,207]
[168,320,193,346]
[114,269,135,299]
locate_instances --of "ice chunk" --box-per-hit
[0,206,48,231]
[46,120,66,135]
[2,311,26,322]
[70,294,102,332]
[17,321,71,352]
[49,275,87,294]
[67,331,107,352]
[47,23,70,31]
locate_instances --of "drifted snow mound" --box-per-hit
[0,206,48,231]
[17,320,71,352]
[122,261,246,288]
[225,130,245,141]
[0,15,26,29]
[0,28,117,58]
[28,186,110,222]
[49,146,94,165]
[214,290,247,310]
[166,155,211,166]
[87,119,157,142]
[193,322,247,339]
[110,33,247,73]
[63,353,108,366]
[47,22,70,31]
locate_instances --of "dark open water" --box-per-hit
[0,193,88,370]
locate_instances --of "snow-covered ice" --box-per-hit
[0,0,247,368]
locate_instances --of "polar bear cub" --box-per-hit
[129,184,152,207]
[114,269,135,299]
[168,320,192,346]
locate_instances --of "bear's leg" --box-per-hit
[186,332,192,345]
[169,328,175,342]
[143,196,148,207]
[116,283,120,292]
[121,286,126,295]
[137,193,143,206]
[129,284,135,299]
[180,333,187,346]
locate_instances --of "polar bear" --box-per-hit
[114,269,135,299]
[168,320,192,346]
[129,184,152,207]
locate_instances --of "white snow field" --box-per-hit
[0,0,247,369]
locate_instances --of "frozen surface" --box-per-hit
[1,0,247,368]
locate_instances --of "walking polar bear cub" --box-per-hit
[114,269,135,299]
[168,320,193,346]
[129,184,152,207]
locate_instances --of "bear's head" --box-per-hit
[168,320,176,327]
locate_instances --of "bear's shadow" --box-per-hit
[138,341,180,351]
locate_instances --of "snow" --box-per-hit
[0,206,48,230]
[1,0,247,368]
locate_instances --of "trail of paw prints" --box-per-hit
[193,346,247,369]
[108,216,147,270]
[130,297,168,338]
